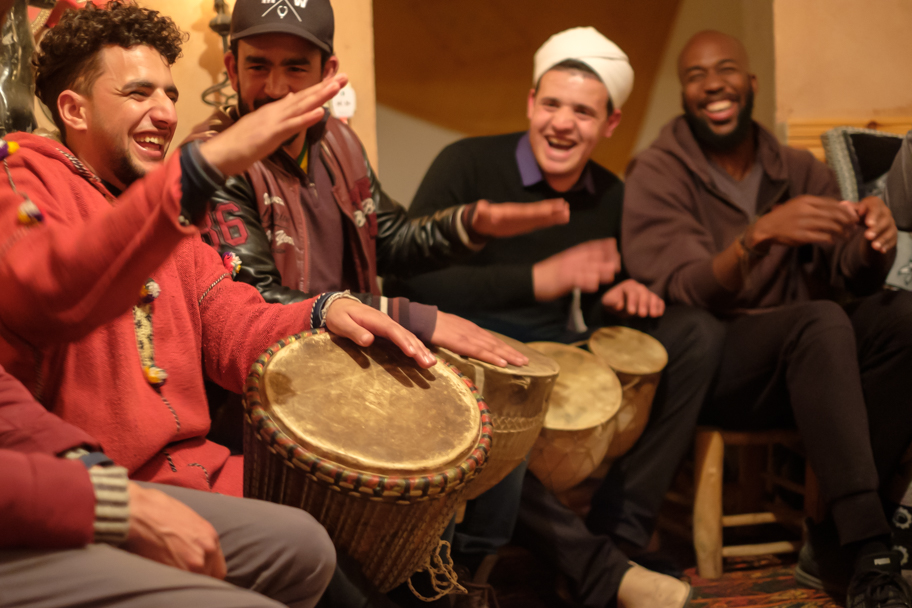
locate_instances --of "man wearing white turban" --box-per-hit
[386,26,718,608]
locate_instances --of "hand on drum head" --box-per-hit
[601,279,665,318]
[123,482,227,580]
[430,311,529,368]
[470,198,570,238]
[324,298,437,368]
[532,238,621,302]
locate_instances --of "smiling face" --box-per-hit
[69,44,178,190]
[678,31,756,151]
[526,68,620,192]
[227,33,336,116]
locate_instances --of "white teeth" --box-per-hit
[136,135,165,145]
[547,137,575,148]
[706,100,733,112]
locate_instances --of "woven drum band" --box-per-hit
[245,329,493,502]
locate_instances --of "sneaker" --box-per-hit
[847,551,912,607]
[795,518,853,595]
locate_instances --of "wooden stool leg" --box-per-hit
[694,430,724,579]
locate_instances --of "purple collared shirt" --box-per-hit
[515,132,596,194]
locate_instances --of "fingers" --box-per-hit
[650,293,666,317]
[328,303,436,368]
[473,198,570,237]
[858,197,897,252]
[430,313,529,368]
[600,284,625,312]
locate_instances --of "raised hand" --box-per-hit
[470,199,570,238]
[123,482,227,579]
[601,279,665,318]
[430,311,529,368]
[749,195,859,249]
[533,238,621,302]
[856,196,897,254]
[199,73,349,177]
[324,297,436,368]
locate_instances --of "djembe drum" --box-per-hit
[243,329,492,593]
[588,327,667,460]
[437,333,560,500]
[525,342,622,493]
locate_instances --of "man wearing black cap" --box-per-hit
[188,0,573,370]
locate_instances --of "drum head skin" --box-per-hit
[588,327,668,375]
[261,331,481,476]
[527,342,621,430]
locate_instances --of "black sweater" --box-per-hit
[384,132,626,342]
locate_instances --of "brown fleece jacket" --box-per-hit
[621,116,893,314]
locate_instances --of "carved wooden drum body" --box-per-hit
[437,334,559,500]
[588,327,667,460]
[525,342,622,493]
[243,330,492,592]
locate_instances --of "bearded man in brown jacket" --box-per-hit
[622,30,912,608]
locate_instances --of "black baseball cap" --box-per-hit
[230,0,334,55]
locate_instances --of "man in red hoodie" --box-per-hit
[0,1,438,497]
[0,364,336,607]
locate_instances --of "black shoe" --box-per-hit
[847,551,912,607]
[451,565,500,608]
[795,518,853,595]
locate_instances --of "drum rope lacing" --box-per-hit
[407,540,467,601]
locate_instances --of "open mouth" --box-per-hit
[546,136,577,152]
[134,134,167,157]
[702,99,737,123]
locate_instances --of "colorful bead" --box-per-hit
[222,252,242,278]
[143,365,168,387]
[17,200,44,225]
[0,140,19,160]
[139,279,161,304]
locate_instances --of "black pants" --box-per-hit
[514,305,723,608]
[701,291,912,545]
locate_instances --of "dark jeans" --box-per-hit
[457,306,722,607]
[701,291,912,545]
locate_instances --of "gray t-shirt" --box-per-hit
[707,159,764,218]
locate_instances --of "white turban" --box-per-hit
[533,26,634,110]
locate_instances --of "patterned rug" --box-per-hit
[490,549,844,607]
[688,555,841,608]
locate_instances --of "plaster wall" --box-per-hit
[773,0,912,126]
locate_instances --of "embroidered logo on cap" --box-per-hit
[261,0,306,21]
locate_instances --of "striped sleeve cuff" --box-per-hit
[88,465,130,545]
[456,204,487,251]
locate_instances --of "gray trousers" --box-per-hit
[0,482,336,608]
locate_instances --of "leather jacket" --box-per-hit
[185,107,479,306]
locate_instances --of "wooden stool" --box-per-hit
[693,427,821,579]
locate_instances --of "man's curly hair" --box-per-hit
[34,1,187,137]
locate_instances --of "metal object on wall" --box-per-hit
[202,0,235,107]
[0,0,37,136]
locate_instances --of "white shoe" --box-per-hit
[617,562,692,608]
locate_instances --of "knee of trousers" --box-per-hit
[257,503,337,586]
[661,306,726,374]
[786,300,854,344]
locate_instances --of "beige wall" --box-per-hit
[633,0,775,155]
[376,103,465,207]
[37,0,378,167]
[774,0,912,129]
